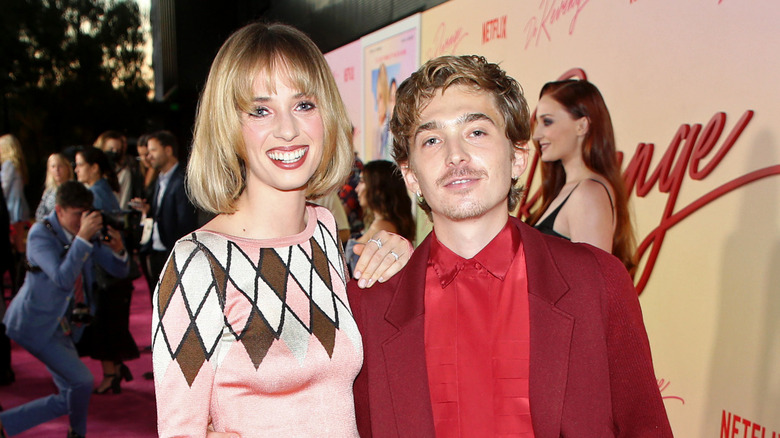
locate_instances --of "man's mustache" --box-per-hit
[435,167,487,186]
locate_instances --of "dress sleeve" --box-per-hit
[152,237,227,438]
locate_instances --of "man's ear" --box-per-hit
[398,161,420,195]
[511,142,529,180]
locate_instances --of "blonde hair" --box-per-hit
[376,63,389,119]
[187,22,353,214]
[45,153,74,190]
[0,134,29,184]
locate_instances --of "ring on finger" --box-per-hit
[368,238,383,249]
[389,250,400,261]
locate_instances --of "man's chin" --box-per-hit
[438,203,486,221]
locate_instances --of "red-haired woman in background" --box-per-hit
[527,79,636,275]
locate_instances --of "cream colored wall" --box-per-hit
[420,1,780,435]
[327,1,780,434]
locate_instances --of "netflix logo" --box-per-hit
[482,15,507,44]
[343,66,355,83]
[722,410,779,438]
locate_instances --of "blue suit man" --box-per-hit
[0,181,129,438]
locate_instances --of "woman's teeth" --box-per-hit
[269,148,306,163]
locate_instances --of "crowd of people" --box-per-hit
[0,20,671,438]
[0,129,203,438]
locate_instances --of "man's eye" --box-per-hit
[422,137,439,147]
[471,129,486,137]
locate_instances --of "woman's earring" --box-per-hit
[416,190,424,202]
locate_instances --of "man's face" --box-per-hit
[147,138,171,171]
[401,84,527,224]
[56,205,87,236]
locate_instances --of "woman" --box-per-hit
[153,23,411,437]
[528,79,636,274]
[0,134,30,225]
[0,134,32,294]
[35,153,74,222]
[74,146,139,394]
[346,160,415,273]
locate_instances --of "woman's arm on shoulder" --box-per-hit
[564,179,615,252]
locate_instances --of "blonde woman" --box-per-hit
[35,153,74,222]
[153,23,411,437]
[0,134,30,224]
[0,134,31,292]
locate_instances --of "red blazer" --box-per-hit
[348,217,672,437]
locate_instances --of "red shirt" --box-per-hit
[425,220,534,437]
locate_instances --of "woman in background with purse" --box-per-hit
[74,146,139,395]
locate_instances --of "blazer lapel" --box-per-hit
[382,236,436,436]
[516,220,574,438]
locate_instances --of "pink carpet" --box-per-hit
[1,276,157,437]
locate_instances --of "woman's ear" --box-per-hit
[576,116,590,137]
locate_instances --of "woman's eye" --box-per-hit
[542,117,553,127]
[297,101,316,111]
[249,107,270,118]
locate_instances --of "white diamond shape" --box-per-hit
[226,244,258,299]
[311,272,337,322]
[279,314,310,365]
[178,249,216,314]
[255,277,285,332]
[193,284,225,357]
[288,245,313,295]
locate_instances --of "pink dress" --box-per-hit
[152,205,362,437]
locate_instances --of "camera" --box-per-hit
[90,209,126,241]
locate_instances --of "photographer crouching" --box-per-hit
[0,181,129,438]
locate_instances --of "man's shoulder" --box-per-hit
[168,164,187,186]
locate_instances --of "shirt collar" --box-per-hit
[428,218,521,288]
[158,162,178,185]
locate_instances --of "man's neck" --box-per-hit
[159,159,178,176]
[431,209,511,259]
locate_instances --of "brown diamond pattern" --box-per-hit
[156,219,347,387]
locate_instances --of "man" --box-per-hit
[348,56,672,437]
[0,181,129,438]
[130,130,198,295]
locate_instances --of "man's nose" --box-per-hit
[445,138,471,166]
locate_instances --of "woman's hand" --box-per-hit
[352,230,413,288]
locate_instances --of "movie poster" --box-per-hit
[361,14,421,161]
[324,39,363,158]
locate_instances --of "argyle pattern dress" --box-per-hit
[152,205,362,437]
